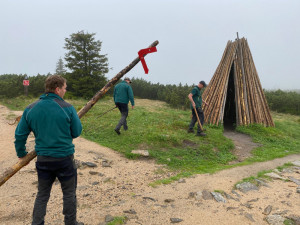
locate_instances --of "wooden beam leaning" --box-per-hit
[0,40,159,187]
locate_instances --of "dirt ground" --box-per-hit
[0,104,300,225]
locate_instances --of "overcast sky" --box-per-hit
[0,0,299,90]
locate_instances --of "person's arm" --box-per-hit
[113,86,116,104]
[188,93,196,108]
[128,86,135,108]
[14,111,31,158]
[70,106,82,138]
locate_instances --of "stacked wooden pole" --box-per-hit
[202,36,274,127]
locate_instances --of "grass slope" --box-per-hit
[1,96,300,182]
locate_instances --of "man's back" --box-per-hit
[15,93,82,158]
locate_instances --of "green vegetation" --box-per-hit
[236,113,300,163]
[265,89,300,115]
[107,216,127,225]
[1,96,300,186]
[234,162,295,188]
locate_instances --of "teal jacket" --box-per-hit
[113,81,135,106]
[14,93,82,158]
[190,86,203,109]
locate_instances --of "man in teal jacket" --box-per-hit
[188,80,208,136]
[15,75,82,225]
[113,77,135,135]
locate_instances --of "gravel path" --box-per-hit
[0,104,299,225]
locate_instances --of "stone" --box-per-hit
[123,209,137,214]
[102,160,111,167]
[105,214,114,222]
[131,150,149,157]
[248,198,259,203]
[245,213,255,222]
[288,176,300,185]
[236,182,259,193]
[143,196,156,202]
[92,181,99,185]
[178,178,186,183]
[231,190,241,198]
[211,192,226,203]
[224,192,236,200]
[297,186,300,194]
[83,162,97,168]
[98,173,105,177]
[195,191,203,200]
[264,172,284,180]
[265,214,285,225]
[164,199,175,203]
[226,207,238,211]
[89,171,99,175]
[170,218,183,223]
[255,179,271,187]
[291,161,300,167]
[263,205,273,215]
[202,190,213,200]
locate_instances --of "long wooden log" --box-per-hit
[0,40,159,187]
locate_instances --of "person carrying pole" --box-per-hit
[188,80,208,136]
[113,77,135,135]
[14,75,83,225]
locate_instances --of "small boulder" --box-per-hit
[265,172,284,180]
[265,214,285,225]
[131,150,149,157]
[211,192,226,203]
[236,182,259,193]
[291,161,300,167]
[170,218,183,223]
[105,214,114,222]
[263,205,272,215]
[202,190,213,200]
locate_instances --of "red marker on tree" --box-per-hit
[138,47,157,74]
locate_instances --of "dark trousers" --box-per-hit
[115,102,129,131]
[32,155,77,225]
[189,107,204,133]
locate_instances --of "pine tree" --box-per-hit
[64,31,109,98]
[55,57,66,75]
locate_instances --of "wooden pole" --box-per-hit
[193,106,203,131]
[0,40,159,187]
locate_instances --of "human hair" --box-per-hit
[45,75,66,93]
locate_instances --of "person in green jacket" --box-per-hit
[15,75,82,225]
[188,80,208,136]
[113,77,135,135]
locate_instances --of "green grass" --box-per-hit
[1,96,300,185]
[107,216,127,225]
[234,162,295,188]
[236,113,300,164]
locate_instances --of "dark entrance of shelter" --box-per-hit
[223,65,237,130]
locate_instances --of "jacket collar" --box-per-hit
[40,92,64,101]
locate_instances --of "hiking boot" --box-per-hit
[124,125,128,131]
[187,129,194,133]
[196,132,206,137]
[114,129,121,135]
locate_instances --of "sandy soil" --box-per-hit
[0,104,300,225]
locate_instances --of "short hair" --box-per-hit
[45,75,66,93]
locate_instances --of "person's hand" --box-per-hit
[18,156,30,166]
[132,106,135,109]
[192,102,196,108]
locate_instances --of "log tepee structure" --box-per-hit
[202,34,274,127]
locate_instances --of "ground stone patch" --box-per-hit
[266,214,285,225]
[236,182,259,193]
[211,192,226,203]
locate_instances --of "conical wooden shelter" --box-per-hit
[202,35,274,127]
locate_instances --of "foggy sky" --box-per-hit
[0,0,299,90]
